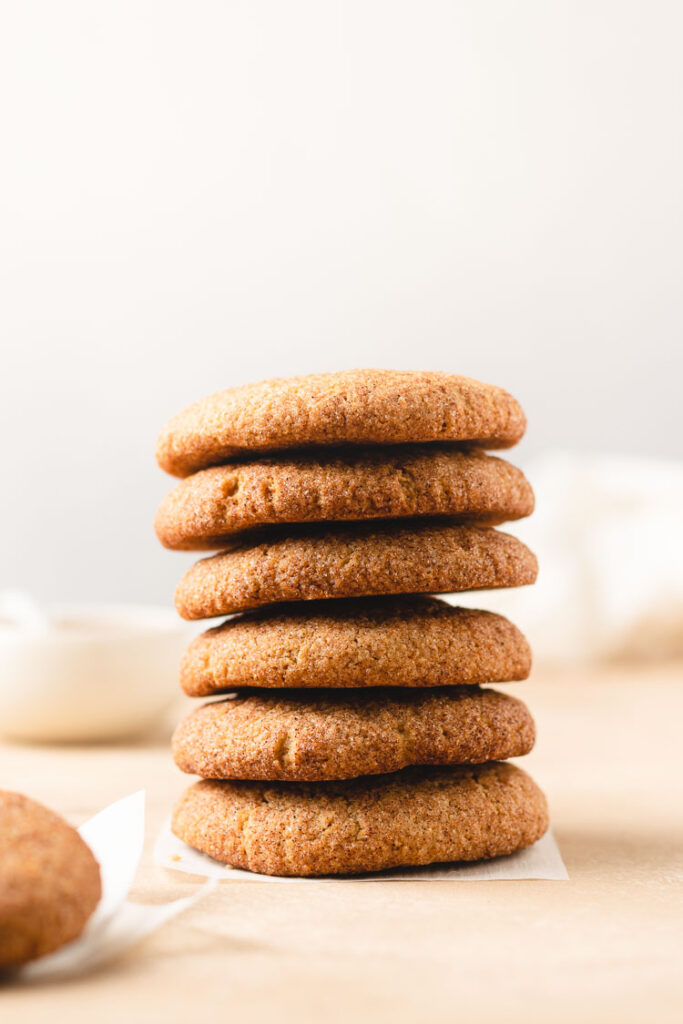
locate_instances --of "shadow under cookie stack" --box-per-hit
[155,369,549,877]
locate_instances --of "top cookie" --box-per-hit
[156,370,526,476]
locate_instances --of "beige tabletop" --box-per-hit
[1,664,682,1024]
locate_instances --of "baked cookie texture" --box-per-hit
[0,791,101,968]
[180,597,531,694]
[158,369,546,876]
[171,762,548,876]
[174,522,538,619]
[155,447,534,550]
[172,686,536,782]
[156,369,526,477]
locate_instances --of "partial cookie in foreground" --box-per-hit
[174,522,538,619]
[0,791,101,969]
[172,762,548,876]
[155,447,534,550]
[156,369,526,477]
[172,686,535,781]
[180,597,531,694]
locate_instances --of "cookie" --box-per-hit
[156,370,526,477]
[172,686,535,782]
[155,447,534,550]
[171,762,548,876]
[0,791,101,968]
[174,522,538,619]
[180,597,531,694]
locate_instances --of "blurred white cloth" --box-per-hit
[455,453,683,664]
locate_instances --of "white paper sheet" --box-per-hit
[154,817,568,882]
[22,791,213,980]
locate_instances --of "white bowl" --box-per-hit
[0,604,191,742]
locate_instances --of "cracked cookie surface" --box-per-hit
[171,762,548,876]
[155,447,534,550]
[156,369,526,477]
[180,597,531,694]
[172,686,535,781]
[174,521,538,619]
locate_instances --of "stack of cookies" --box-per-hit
[155,369,548,877]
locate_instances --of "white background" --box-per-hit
[1,1,681,605]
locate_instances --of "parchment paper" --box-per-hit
[22,791,213,980]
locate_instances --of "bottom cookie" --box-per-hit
[171,762,548,876]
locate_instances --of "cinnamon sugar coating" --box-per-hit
[171,762,548,876]
[180,597,531,694]
[155,447,534,550]
[172,686,536,781]
[156,370,526,477]
[174,522,538,620]
[0,791,101,968]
